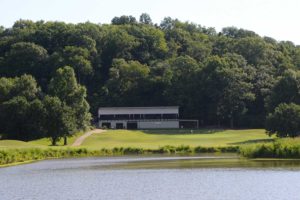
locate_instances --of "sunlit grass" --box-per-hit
[0,140,44,149]
[29,131,84,146]
[82,129,273,149]
[0,132,84,149]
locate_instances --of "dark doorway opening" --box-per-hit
[116,123,124,129]
[101,122,111,129]
[127,122,138,129]
[179,120,198,129]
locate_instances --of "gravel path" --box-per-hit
[71,129,106,147]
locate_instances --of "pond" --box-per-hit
[1,155,300,200]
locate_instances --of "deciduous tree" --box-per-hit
[48,66,91,144]
[266,103,300,138]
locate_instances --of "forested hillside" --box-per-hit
[1,14,300,131]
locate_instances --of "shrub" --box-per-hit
[266,103,300,138]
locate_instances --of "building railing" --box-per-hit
[99,119,179,122]
[99,114,179,121]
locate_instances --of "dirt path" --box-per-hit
[71,129,106,147]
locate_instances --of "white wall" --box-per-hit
[138,121,179,129]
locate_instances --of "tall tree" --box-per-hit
[104,59,150,106]
[202,54,255,127]
[165,56,201,118]
[0,75,43,140]
[48,66,91,144]
[43,96,76,145]
[139,13,153,25]
[62,46,93,83]
[0,96,30,140]
[266,103,300,138]
[267,69,300,112]
[111,15,137,25]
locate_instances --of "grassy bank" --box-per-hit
[0,148,101,166]
[3,141,300,167]
[0,145,240,166]
[5,129,300,166]
[240,138,300,158]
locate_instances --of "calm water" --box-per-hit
[1,156,300,200]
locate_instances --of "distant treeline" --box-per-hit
[1,14,300,130]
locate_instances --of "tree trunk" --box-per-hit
[64,136,67,146]
[51,137,57,146]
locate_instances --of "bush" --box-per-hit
[194,146,217,153]
[266,103,300,138]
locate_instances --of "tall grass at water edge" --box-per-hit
[240,139,300,158]
[3,140,300,167]
[0,145,239,166]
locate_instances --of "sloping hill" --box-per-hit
[82,129,273,149]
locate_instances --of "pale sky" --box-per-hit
[1,0,300,45]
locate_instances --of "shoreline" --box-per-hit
[2,144,300,167]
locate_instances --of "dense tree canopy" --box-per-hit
[1,14,300,140]
[0,68,90,144]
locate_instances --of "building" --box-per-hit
[98,106,180,129]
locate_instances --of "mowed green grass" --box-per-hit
[0,132,84,150]
[0,140,44,149]
[82,129,274,149]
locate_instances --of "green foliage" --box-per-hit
[240,139,300,158]
[0,67,91,144]
[0,16,300,130]
[0,145,241,166]
[0,148,98,165]
[61,46,93,82]
[222,27,258,39]
[2,42,48,77]
[164,56,201,118]
[0,75,43,140]
[202,54,255,127]
[104,59,150,105]
[48,66,91,131]
[125,24,168,62]
[43,96,76,145]
[111,15,137,25]
[98,145,239,156]
[267,70,300,112]
[266,103,300,138]
[139,13,153,25]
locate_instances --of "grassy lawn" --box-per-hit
[0,140,44,149]
[3,129,298,166]
[81,129,274,149]
[0,132,84,150]
[0,129,275,150]
[29,131,84,146]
